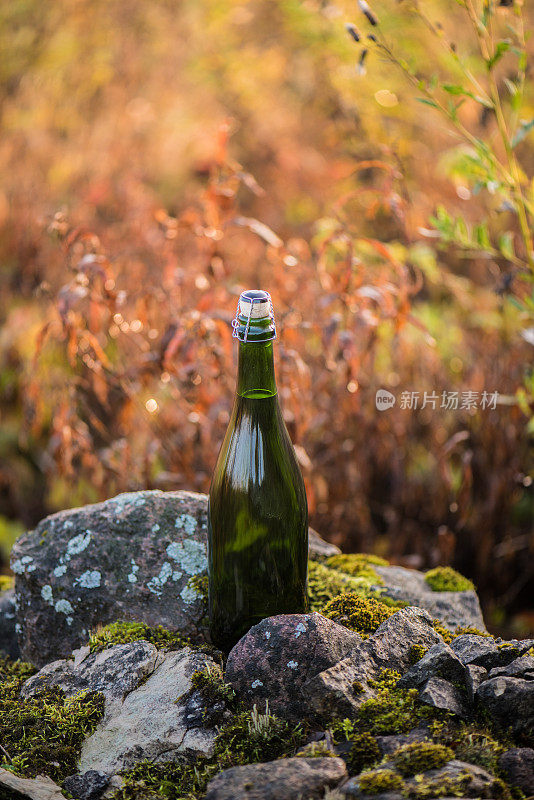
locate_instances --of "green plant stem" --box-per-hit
[465,0,533,269]
[411,0,491,104]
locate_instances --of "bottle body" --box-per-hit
[208,332,308,652]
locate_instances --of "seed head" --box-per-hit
[345,22,362,43]
[358,0,379,26]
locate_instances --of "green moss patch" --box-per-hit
[295,740,335,758]
[347,732,381,774]
[454,625,491,637]
[0,575,14,592]
[409,644,428,664]
[0,655,104,781]
[323,592,396,636]
[189,664,237,709]
[359,768,405,794]
[430,722,505,773]
[308,561,370,611]
[325,554,388,584]
[88,620,189,653]
[356,669,448,735]
[391,742,454,776]
[425,566,475,593]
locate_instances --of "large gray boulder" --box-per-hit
[78,646,218,773]
[205,756,347,800]
[20,640,219,775]
[225,612,362,722]
[12,490,337,665]
[374,564,485,631]
[227,607,443,724]
[12,490,209,665]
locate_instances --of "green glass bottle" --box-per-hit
[208,290,308,652]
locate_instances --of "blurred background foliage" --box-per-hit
[0,0,532,635]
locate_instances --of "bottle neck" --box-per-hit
[237,340,277,399]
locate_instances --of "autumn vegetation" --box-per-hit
[0,0,532,634]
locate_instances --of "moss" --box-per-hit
[88,620,189,653]
[308,561,373,611]
[355,670,448,735]
[189,664,236,709]
[409,644,428,665]
[323,592,396,636]
[347,732,381,775]
[431,618,453,644]
[325,553,388,584]
[430,721,504,773]
[0,575,14,592]
[391,742,454,777]
[0,655,104,781]
[295,740,336,758]
[454,626,491,638]
[404,771,509,799]
[358,768,404,794]
[425,566,475,593]
[188,572,208,599]
[182,664,238,726]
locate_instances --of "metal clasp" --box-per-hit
[231,292,276,342]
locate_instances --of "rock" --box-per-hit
[225,612,361,722]
[465,664,487,703]
[303,651,378,722]
[498,747,534,794]
[403,759,503,798]
[488,654,534,679]
[12,490,209,665]
[303,607,443,722]
[0,769,66,800]
[12,491,343,666]
[364,607,443,673]
[397,643,465,689]
[373,564,486,631]
[63,771,109,800]
[78,646,217,773]
[451,635,534,670]
[340,786,403,800]
[0,587,19,659]
[374,729,430,756]
[419,676,468,719]
[477,676,534,739]
[205,756,347,800]
[308,527,341,559]
[21,641,159,701]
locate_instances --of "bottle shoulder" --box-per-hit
[210,394,305,497]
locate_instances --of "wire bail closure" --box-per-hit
[231,291,277,343]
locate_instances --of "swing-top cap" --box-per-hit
[232,289,277,342]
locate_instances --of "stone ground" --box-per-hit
[0,490,532,800]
